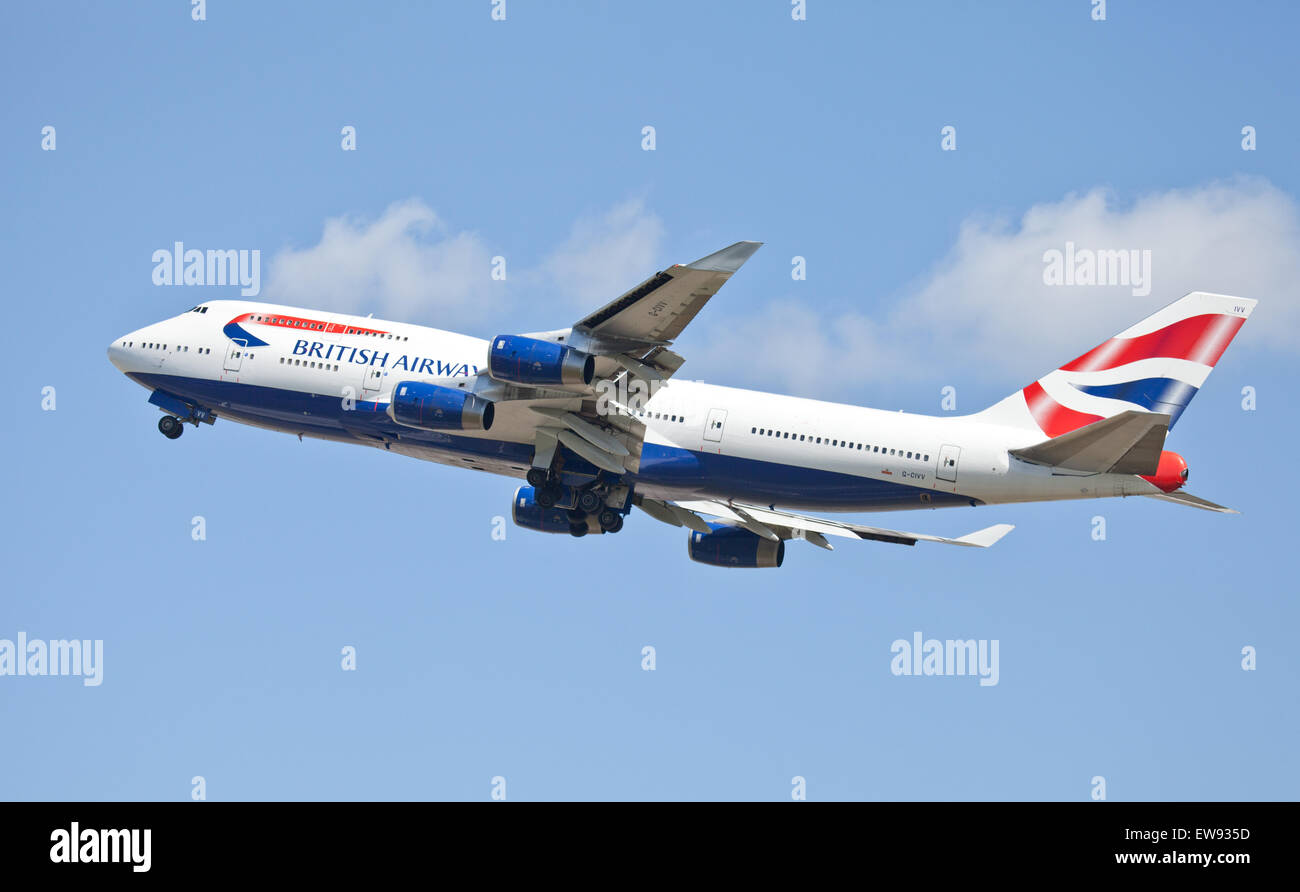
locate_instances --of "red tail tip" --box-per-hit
[1141,451,1188,493]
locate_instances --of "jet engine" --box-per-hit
[687,522,785,568]
[511,485,574,533]
[487,335,594,387]
[388,381,494,431]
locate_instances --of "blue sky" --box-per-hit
[2,1,1297,800]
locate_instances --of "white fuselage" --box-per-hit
[108,300,1168,513]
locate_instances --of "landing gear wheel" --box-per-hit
[535,483,562,508]
[567,509,587,524]
[598,509,621,532]
[568,522,588,538]
[158,415,184,439]
[526,468,549,488]
[577,490,602,513]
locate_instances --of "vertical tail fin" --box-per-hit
[974,292,1256,436]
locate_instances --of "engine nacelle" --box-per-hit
[488,335,594,387]
[388,381,494,431]
[511,485,574,534]
[688,522,785,568]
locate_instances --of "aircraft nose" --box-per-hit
[107,334,132,371]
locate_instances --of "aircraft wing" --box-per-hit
[451,241,762,476]
[639,496,1015,550]
[523,240,763,384]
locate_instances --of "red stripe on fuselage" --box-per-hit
[1022,381,1103,437]
[1059,313,1244,373]
[229,312,389,337]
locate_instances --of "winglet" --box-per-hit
[954,524,1016,548]
[685,241,763,273]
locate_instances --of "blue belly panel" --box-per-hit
[129,373,972,512]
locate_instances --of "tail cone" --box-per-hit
[1141,451,1188,493]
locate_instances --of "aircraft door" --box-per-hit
[224,340,246,372]
[936,444,960,483]
[703,408,728,449]
[361,366,383,396]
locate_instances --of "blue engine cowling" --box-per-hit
[688,522,785,568]
[512,485,575,533]
[388,381,494,431]
[488,335,594,387]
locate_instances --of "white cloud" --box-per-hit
[260,182,1297,404]
[695,177,1300,397]
[264,199,499,326]
[540,198,665,305]
[263,197,665,327]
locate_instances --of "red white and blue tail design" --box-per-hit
[976,292,1256,436]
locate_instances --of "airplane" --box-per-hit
[107,241,1255,568]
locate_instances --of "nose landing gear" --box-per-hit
[158,415,184,440]
[148,390,215,440]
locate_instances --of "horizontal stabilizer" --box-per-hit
[674,500,1015,549]
[1145,490,1238,513]
[1009,410,1170,474]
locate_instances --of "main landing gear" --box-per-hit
[529,465,627,537]
[158,415,184,440]
[564,487,627,537]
